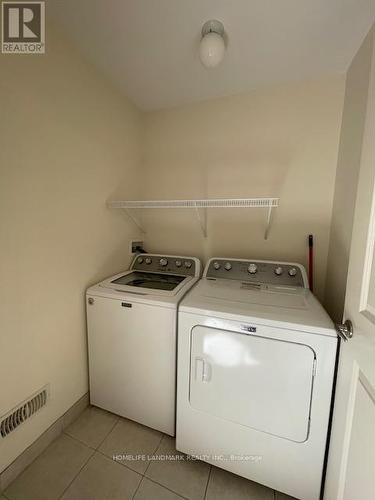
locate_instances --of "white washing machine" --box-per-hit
[87,254,201,436]
[176,258,338,500]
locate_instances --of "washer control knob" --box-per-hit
[274,266,283,275]
[288,268,297,277]
[213,262,221,270]
[184,261,192,269]
[137,257,144,264]
[159,258,168,266]
[248,263,258,274]
[175,260,182,267]
[224,262,232,271]
[145,257,152,265]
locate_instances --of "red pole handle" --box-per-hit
[308,234,314,292]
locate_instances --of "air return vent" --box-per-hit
[0,386,49,438]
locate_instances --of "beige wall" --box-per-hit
[0,24,141,472]
[325,27,375,322]
[141,78,345,300]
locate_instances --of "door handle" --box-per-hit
[335,319,353,342]
[202,360,212,382]
[194,357,212,382]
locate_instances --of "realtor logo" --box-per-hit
[2,1,45,53]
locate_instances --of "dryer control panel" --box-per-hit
[131,254,199,277]
[205,259,308,288]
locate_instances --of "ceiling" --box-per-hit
[49,0,375,111]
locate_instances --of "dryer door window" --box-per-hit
[189,326,315,442]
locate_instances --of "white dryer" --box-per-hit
[176,258,338,500]
[87,254,201,436]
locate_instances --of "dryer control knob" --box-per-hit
[224,262,232,271]
[288,268,297,277]
[175,260,182,267]
[184,261,192,268]
[145,257,152,264]
[159,258,168,266]
[248,263,258,274]
[137,257,144,264]
[213,262,221,270]
[275,266,283,275]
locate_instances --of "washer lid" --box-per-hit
[109,271,186,291]
[98,270,193,297]
[180,278,336,337]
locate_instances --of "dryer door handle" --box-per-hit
[194,357,212,382]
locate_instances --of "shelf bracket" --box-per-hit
[122,209,146,234]
[264,204,273,240]
[194,204,207,238]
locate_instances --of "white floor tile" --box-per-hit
[65,405,118,449]
[99,417,162,474]
[60,452,141,500]
[134,478,185,500]
[5,434,93,500]
[145,436,210,500]
[206,466,274,500]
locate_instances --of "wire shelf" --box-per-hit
[107,198,279,209]
[107,198,279,239]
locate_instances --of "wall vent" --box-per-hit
[0,386,49,438]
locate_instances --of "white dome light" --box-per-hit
[199,20,225,69]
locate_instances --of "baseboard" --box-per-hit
[0,392,89,493]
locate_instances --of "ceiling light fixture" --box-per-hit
[199,20,225,68]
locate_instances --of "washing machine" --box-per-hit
[176,258,338,500]
[87,254,201,436]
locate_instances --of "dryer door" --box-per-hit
[189,325,315,442]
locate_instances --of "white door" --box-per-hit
[189,325,315,442]
[324,36,375,500]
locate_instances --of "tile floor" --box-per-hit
[2,406,297,500]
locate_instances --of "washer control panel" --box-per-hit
[205,259,307,287]
[131,254,198,276]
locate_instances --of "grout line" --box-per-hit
[203,465,212,500]
[144,477,190,500]
[56,446,95,500]
[62,430,97,452]
[143,433,165,476]
[95,416,120,450]
[131,475,144,500]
